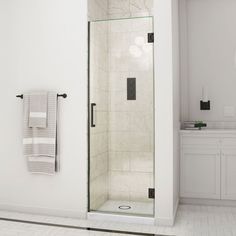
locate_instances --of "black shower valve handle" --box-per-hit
[91,103,96,128]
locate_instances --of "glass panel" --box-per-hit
[89,17,154,217]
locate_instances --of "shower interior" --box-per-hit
[89,17,154,217]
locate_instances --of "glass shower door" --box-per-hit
[89,17,154,217]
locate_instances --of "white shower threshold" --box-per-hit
[88,200,155,225]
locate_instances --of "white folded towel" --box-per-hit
[28,92,48,128]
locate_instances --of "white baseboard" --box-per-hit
[155,216,174,226]
[87,212,155,225]
[173,197,179,222]
[155,198,179,226]
[0,203,86,219]
[180,198,236,207]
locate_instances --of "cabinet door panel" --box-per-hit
[221,138,236,147]
[221,149,236,200]
[180,148,220,199]
[181,136,219,147]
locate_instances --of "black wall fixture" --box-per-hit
[148,188,155,199]
[200,100,210,110]
[91,103,96,127]
[148,33,154,43]
[127,78,136,100]
[16,93,67,99]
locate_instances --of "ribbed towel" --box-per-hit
[23,92,59,174]
[29,92,48,128]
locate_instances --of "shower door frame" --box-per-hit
[87,18,155,216]
[88,21,91,213]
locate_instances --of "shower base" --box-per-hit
[97,200,153,216]
[88,200,154,225]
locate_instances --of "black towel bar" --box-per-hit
[16,93,67,99]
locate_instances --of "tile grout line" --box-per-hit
[0,217,170,236]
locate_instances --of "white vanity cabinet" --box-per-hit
[180,130,236,201]
[181,147,220,199]
[221,149,236,200]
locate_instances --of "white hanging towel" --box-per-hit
[23,92,59,174]
[28,92,48,128]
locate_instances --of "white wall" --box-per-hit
[0,0,88,217]
[180,0,236,124]
[172,0,180,218]
[154,0,179,226]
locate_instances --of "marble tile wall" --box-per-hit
[88,0,109,21]
[89,20,109,210]
[88,0,153,21]
[108,0,153,19]
[108,17,154,203]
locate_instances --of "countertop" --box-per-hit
[180,129,236,134]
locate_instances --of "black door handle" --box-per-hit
[91,103,96,127]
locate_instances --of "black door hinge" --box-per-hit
[148,33,154,43]
[148,188,155,199]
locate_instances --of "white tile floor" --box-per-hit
[97,200,154,216]
[0,220,134,236]
[1,204,236,235]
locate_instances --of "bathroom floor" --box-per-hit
[97,200,153,216]
[1,204,236,235]
[0,220,140,236]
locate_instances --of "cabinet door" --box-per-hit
[221,149,236,200]
[180,148,220,199]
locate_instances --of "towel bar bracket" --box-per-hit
[16,93,67,99]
